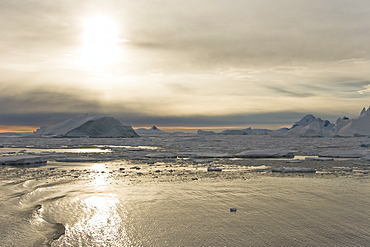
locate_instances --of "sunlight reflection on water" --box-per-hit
[62,194,131,246]
[55,167,132,246]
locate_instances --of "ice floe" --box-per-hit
[318,150,366,158]
[271,167,316,173]
[0,155,47,165]
[235,149,296,158]
[305,157,334,161]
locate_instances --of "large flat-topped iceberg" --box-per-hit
[0,155,47,165]
[33,114,139,138]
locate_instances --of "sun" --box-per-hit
[80,16,119,67]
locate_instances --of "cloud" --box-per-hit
[1,0,370,130]
[0,89,102,114]
[267,86,316,98]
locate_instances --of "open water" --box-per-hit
[0,169,369,246]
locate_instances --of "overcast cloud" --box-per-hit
[1,0,370,131]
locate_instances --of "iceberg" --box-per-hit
[221,128,253,135]
[334,107,370,137]
[197,130,217,135]
[286,115,334,137]
[33,114,139,138]
[135,126,165,136]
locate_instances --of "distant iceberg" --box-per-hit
[334,107,370,137]
[135,126,165,136]
[272,114,334,137]
[32,114,139,138]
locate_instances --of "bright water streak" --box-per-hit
[0,173,369,246]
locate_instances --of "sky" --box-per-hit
[1,0,370,132]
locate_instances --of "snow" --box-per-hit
[33,114,139,138]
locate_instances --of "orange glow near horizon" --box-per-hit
[1,124,288,134]
[0,125,37,133]
[134,124,288,132]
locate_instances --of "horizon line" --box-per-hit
[0,124,290,134]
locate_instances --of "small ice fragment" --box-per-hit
[207,167,222,172]
[230,208,237,212]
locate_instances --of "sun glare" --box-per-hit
[80,16,119,67]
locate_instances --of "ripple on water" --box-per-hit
[0,171,369,246]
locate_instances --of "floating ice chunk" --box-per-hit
[145,152,177,158]
[358,155,370,161]
[55,157,115,162]
[207,167,222,172]
[286,159,303,163]
[271,167,316,173]
[305,157,334,161]
[0,155,47,165]
[189,152,232,158]
[235,149,296,158]
[192,159,213,164]
[318,150,366,158]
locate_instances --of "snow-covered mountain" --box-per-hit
[334,107,370,137]
[135,126,165,136]
[33,114,139,138]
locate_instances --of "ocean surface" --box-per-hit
[0,136,369,246]
[1,172,369,246]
